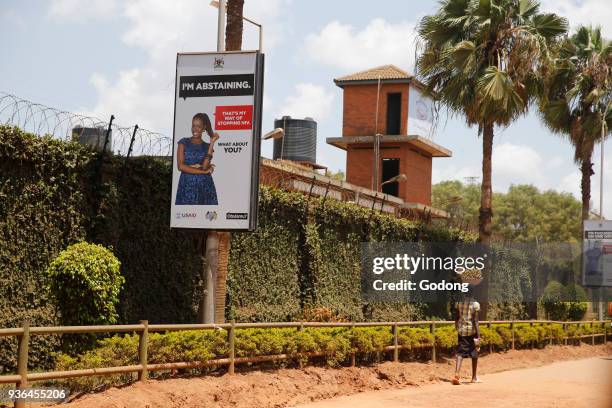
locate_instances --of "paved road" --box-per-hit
[291,357,612,408]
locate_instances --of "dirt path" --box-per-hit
[58,343,612,408]
[292,357,612,408]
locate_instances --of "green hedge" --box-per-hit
[55,322,611,391]
[0,125,473,374]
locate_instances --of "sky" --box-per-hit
[1,0,611,217]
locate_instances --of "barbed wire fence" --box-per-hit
[0,92,172,157]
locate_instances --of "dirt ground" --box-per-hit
[55,343,612,408]
[293,357,612,408]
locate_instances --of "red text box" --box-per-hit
[215,105,253,130]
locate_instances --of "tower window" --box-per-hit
[386,93,401,135]
[382,158,400,197]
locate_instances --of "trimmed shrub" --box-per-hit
[540,281,567,320]
[55,321,606,391]
[45,242,124,326]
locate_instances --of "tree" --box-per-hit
[431,180,480,229]
[539,26,612,220]
[328,170,345,181]
[225,0,245,51]
[433,181,582,243]
[416,0,567,246]
[494,185,581,242]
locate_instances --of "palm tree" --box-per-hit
[226,0,245,51]
[539,26,611,220]
[416,0,567,245]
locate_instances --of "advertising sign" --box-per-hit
[583,220,612,287]
[407,84,434,138]
[170,51,264,230]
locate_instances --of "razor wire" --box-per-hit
[0,92,171,157]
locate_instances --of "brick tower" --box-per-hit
[326,65,451,206]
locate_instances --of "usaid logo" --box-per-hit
[175,212,197,220]
[206,211,218,221]
[214,57,224,70]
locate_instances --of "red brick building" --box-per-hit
[326,65,451,206]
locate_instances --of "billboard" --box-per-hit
[170,51,264,231]
[583,220,612,287]
[407,84,434,138]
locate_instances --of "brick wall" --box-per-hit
[345,143,432,205]
[342,83,409,136]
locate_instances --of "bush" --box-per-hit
[564,285,588,321]
[540,281,568,320]
[55,321,603,392]
[540,281,588,321]
[45,242,124,326]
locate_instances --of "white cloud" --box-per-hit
[432,163,479,185]
[434,142,562,191]
[541,0,612,37]
[48,0,119,21]
[276,83,335,121]
[557,171,580,197]
[303,18,418,72]
[83,68,171,132]
[434,141,612,217]
[492,143,549,190]
[66,0,289,133]
[2,9,26,30]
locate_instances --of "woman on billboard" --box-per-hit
[175,112,219,205]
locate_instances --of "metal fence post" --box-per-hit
[510,321,515,350]
[563,323,567,346]
[393,323,399,363]
[138,320,149,381]
[229,320,235,375]
[530,321,534,349]
[15,321,30,408]
[430,322,436,363]
[591,320,595,345]
[603,321,607,344]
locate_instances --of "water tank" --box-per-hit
[273,116,316,163]
[71,126,112,152]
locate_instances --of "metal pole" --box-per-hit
[373,76,381,191]
[259,25,263,51]
[217,0,226,52]
[203,231,219,323]
[375,133,381,191]
[600,104,608,221]
[200,0,225,325]
[102,114,115,154]
[598,109,607,321]
[126,124,139,160]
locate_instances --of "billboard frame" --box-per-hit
[169,50,264,232]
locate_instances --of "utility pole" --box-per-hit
[200,0,227,324]
[373,76,381,191]
[597,104,608,321]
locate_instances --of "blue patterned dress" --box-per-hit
[175,138,218,205]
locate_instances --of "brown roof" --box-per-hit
[334,64,414,86]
